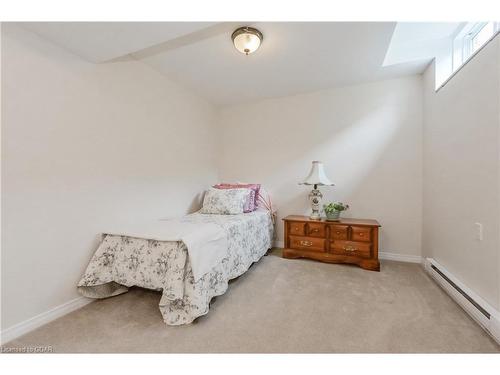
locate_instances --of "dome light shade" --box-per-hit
[231,27,263,55]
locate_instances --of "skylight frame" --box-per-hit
[436,22,499,92]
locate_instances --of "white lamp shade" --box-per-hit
[300,161,334,186]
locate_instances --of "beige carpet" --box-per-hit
[4,249,499,353]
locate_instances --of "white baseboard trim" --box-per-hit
[424,258,500,345]
[1,296,92,345]
[379,252,422,264]
[273,240,284,248]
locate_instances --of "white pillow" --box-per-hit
[200,188,250,215]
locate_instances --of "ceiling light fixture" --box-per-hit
[231,27,263,55]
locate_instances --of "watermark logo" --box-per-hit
[1,345,53,353]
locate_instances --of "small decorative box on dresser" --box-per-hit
[282,215,381,271]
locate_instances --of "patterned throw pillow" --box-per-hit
[242,189,256,213]
[213,184,255,212]
[213,183,261,211]
[199,188,251,215]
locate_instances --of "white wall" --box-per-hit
[1,25,218,330]
[218,76,423,256]
[422,37,500,310]
[6,20,499,338]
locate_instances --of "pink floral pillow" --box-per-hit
[213,183,261,212]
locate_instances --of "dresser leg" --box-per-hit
[282,248,301,259]
[359,260,380,271]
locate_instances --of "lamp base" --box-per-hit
[309,212,321,221]
[308,188,323,221]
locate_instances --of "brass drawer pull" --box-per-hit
[344,245,357,252]
[300,240,313,247]
[311,228,319,232]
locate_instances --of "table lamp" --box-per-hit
[299,161,334,220]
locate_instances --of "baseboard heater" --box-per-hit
[429,264,490,319]
[425,258,500,344]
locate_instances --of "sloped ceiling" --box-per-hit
[383,22,461,67]
[19,22,450,107]
[21,22,217,63]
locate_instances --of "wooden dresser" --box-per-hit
[282,215,381,271]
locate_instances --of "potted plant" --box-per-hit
[323,202,349,221]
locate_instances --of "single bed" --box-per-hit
[77,209,274,325]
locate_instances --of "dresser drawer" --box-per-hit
[289,222,306,236]
[330,240,371,258]
[282,216,381,271]
[351,226,372,242]
[289,236,325,252]
[330,225,349,240]
[307,222,326,237]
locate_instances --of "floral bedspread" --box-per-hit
[77,209,273,325]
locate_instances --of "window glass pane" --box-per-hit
[472,22,494,52]
[438,22,498,90]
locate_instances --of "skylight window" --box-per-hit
[436,22,500,89]
[471,22,495,52]
[453,22,499,72]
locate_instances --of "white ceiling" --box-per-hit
[21,22,216,63]
[383,22,461,67]
[19,22,448,107]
